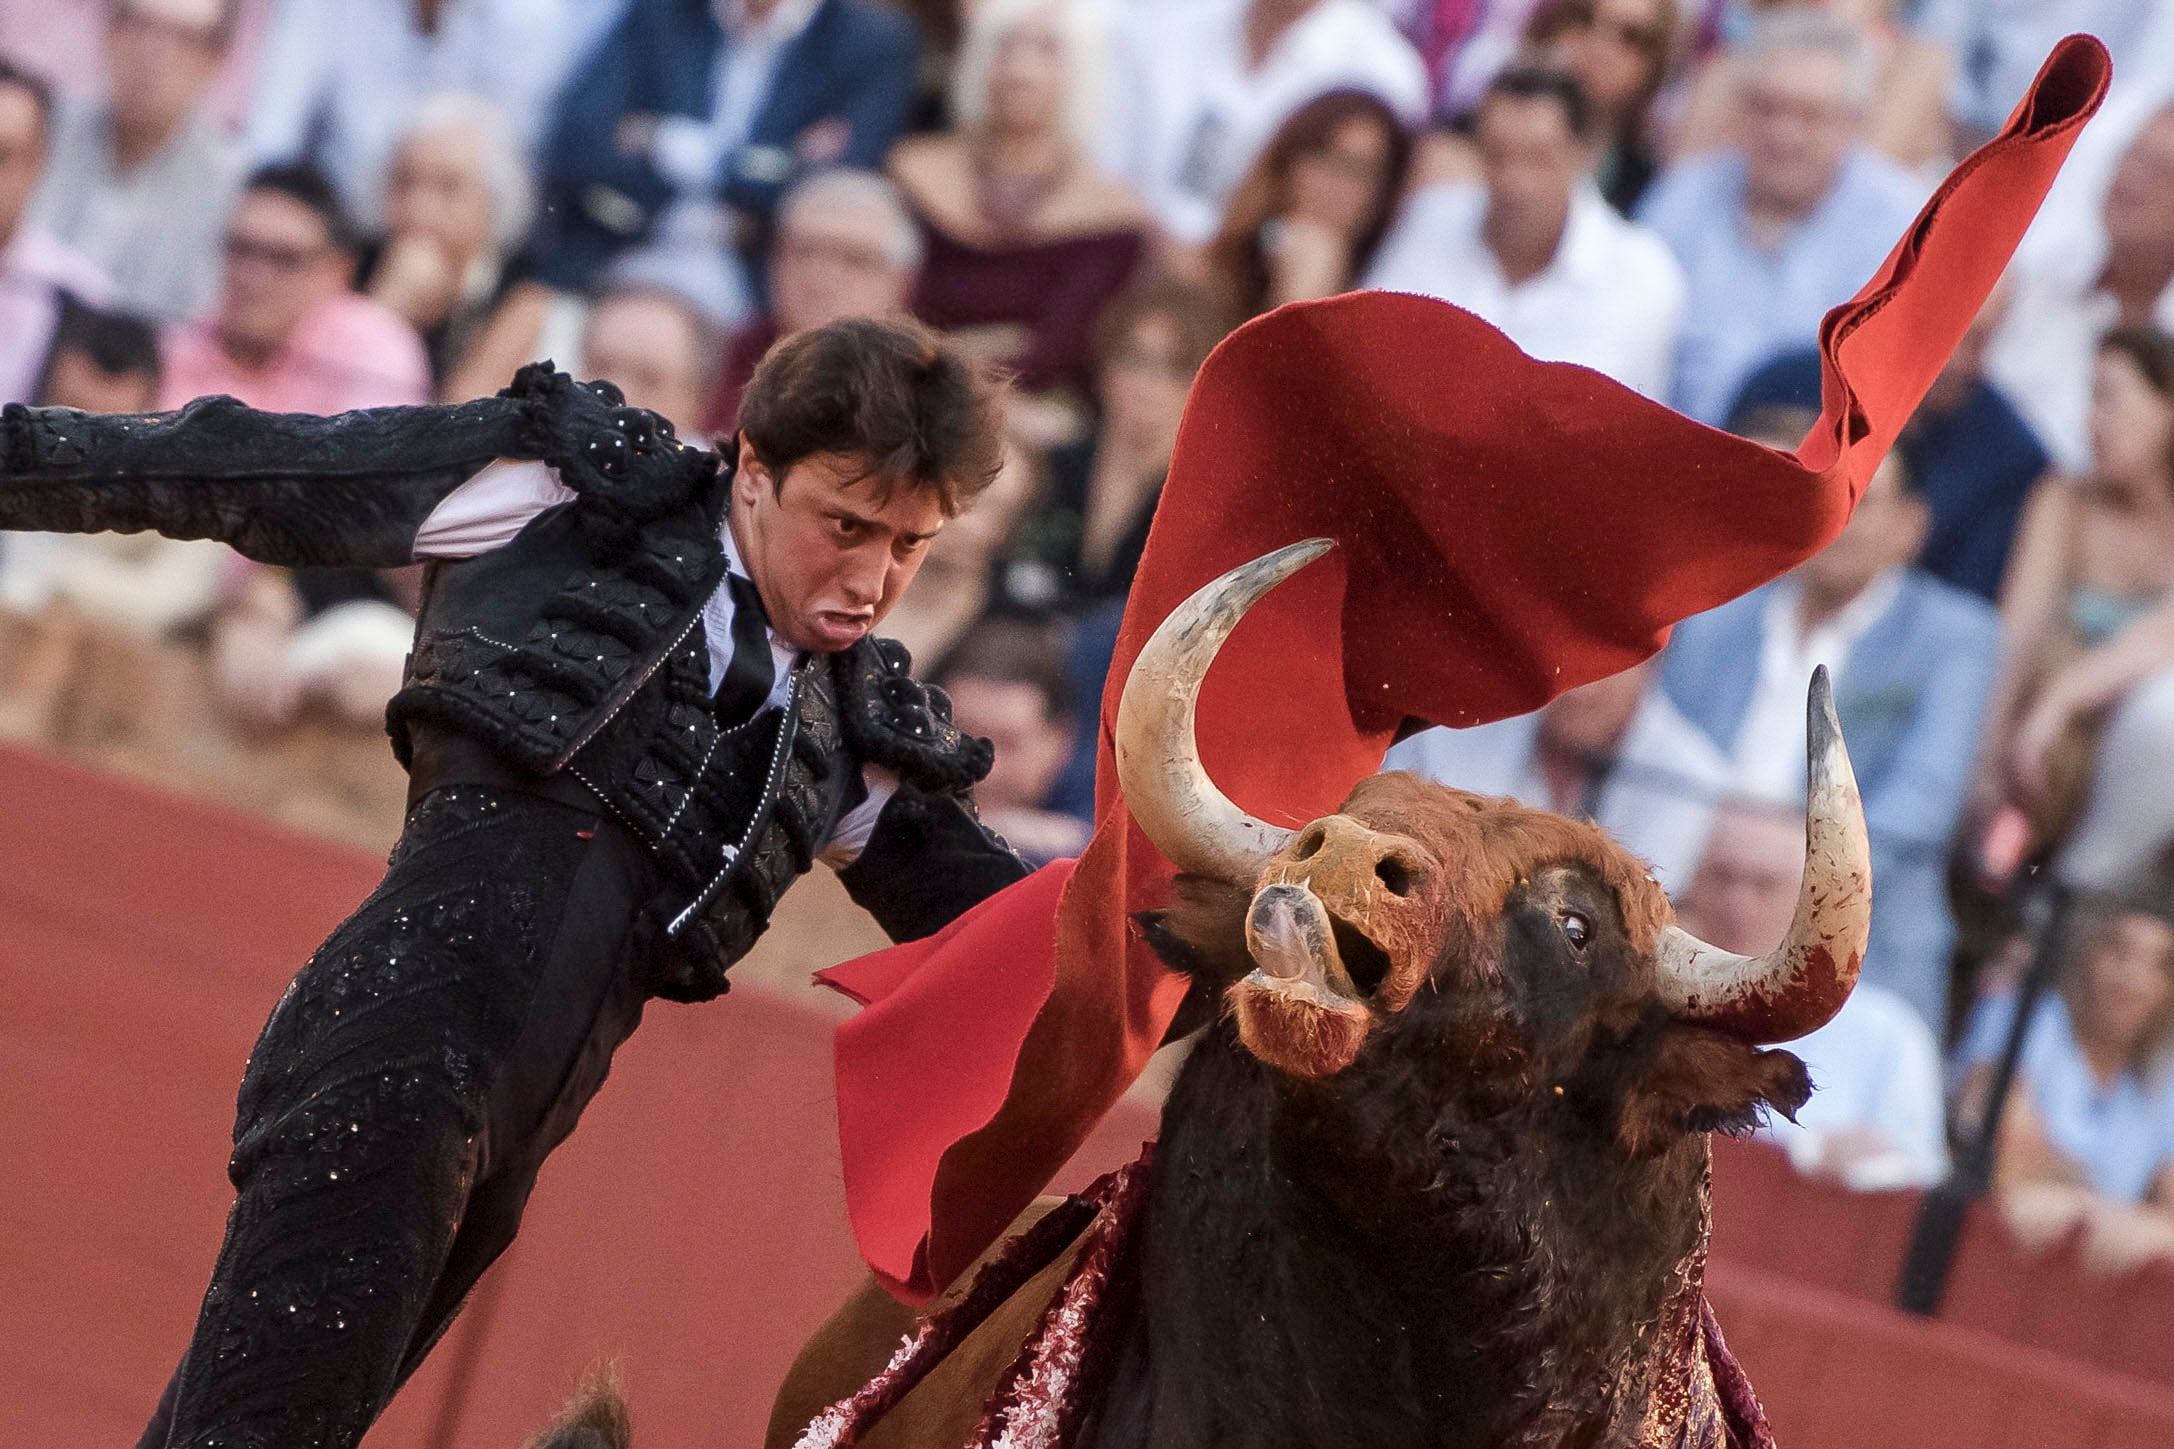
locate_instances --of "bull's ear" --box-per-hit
[1618,1026,1811,1155]
[1135,875,1255,985]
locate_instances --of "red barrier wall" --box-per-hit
[6,745,2172,1448]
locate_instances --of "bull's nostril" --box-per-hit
[1376,858,1413,896]
[1293,828,1323,860]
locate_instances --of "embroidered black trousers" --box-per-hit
[137,784,661,1449]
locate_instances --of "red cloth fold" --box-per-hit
[824,38,2110,1303]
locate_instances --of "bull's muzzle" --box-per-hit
[1232,882,1373,1077]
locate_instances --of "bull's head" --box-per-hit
[1118,540,1871,1147]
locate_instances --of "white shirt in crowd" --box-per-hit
[1758,979,1949,1190]
[243,0,575,225]
[1363,179,1686,398]
[411,457,894,863]
[1728,571,1902,807]
[1101,0,1429,244]
[1381,686,1732,893]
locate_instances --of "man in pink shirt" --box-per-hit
[160,162,429,413]
[0,57,114,406]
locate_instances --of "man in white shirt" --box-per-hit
[1364,65,1685,396]
[1103,0,1428,245]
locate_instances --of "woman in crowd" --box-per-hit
[888,0,1148,447]
[1980,328,2174,886]
[1200,90,1412,322]
[1957,888,2174,1272]
[1520,0,1680,214]
[357,93,534,388]
[997,276,1231,623]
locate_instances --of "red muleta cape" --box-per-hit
[825,38,2112,1303]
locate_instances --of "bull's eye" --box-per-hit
[1559,911,1590,950]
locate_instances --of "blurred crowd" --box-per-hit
[3,0,2174,1262]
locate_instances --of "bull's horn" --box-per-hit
[1656,666,1871,1044]
[1116,538,1334,883]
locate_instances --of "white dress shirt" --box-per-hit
[1103,0,1429,243]
[1364,179,1686,397]
[412,457,893,862]
[1728,571,1902,806]
[1758,979,1949,1190]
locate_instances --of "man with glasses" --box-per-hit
[1634,7,1924,425]
[160,162,430,415]
[30,0,243,323]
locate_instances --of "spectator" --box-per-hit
[1634,7,1922,426]
[0,58,113,407]
[244,0,574,225]
[162,164,430,414]
[1985,103,2174,475]
[1979,329,2174,891]
[1661,407,2001,1031]
[934,617,1091,864]
[1205,89,1410,321]
[891,0,1147,438]
[1519,0,1679,215]
[1958,887,2174,1272]
[28,0,242,324]
[531,0,918,304]
[577,283,717,439]
[1380,0,1549,122]
[1672,1,1952,172]
[999,276,1230,621]
[1366,66,1683,396]
[1101,0,1428,248]
[695,168,922,435]
[356,93,534,389]
[157,165,430,736]
[1382,657,1731,892]
[1729,295,2054,606]
[1910,0,2174,153]
[0,302,226,746]
[1676,799,1947,1189]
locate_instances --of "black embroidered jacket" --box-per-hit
[0,367,1031,998]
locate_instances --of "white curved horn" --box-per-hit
[1115,538,1334,883]
[1656,666,1872,1044]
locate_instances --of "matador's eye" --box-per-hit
[1560,911,1590,950]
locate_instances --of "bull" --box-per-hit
[556,539,1873,1449]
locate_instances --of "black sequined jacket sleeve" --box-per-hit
[836,784,1035,944]
[0,364,715,569]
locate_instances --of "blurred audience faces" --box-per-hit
[1205,89,1409,318]
[107,0,230,167]
[1677,800,1949,1190]
[936,618,1089,865]
[579,285,715,439]
[1734,13,1866,240]
[1366,67,1685,395]
[212,170,359,372]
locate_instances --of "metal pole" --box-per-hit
[1894,882,2074,1316]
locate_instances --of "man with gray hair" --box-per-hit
[700,166,923,431]
[1635,7,1925,425]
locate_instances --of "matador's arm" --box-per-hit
[0,363,714,569]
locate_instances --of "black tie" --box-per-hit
[715,571,777,724]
